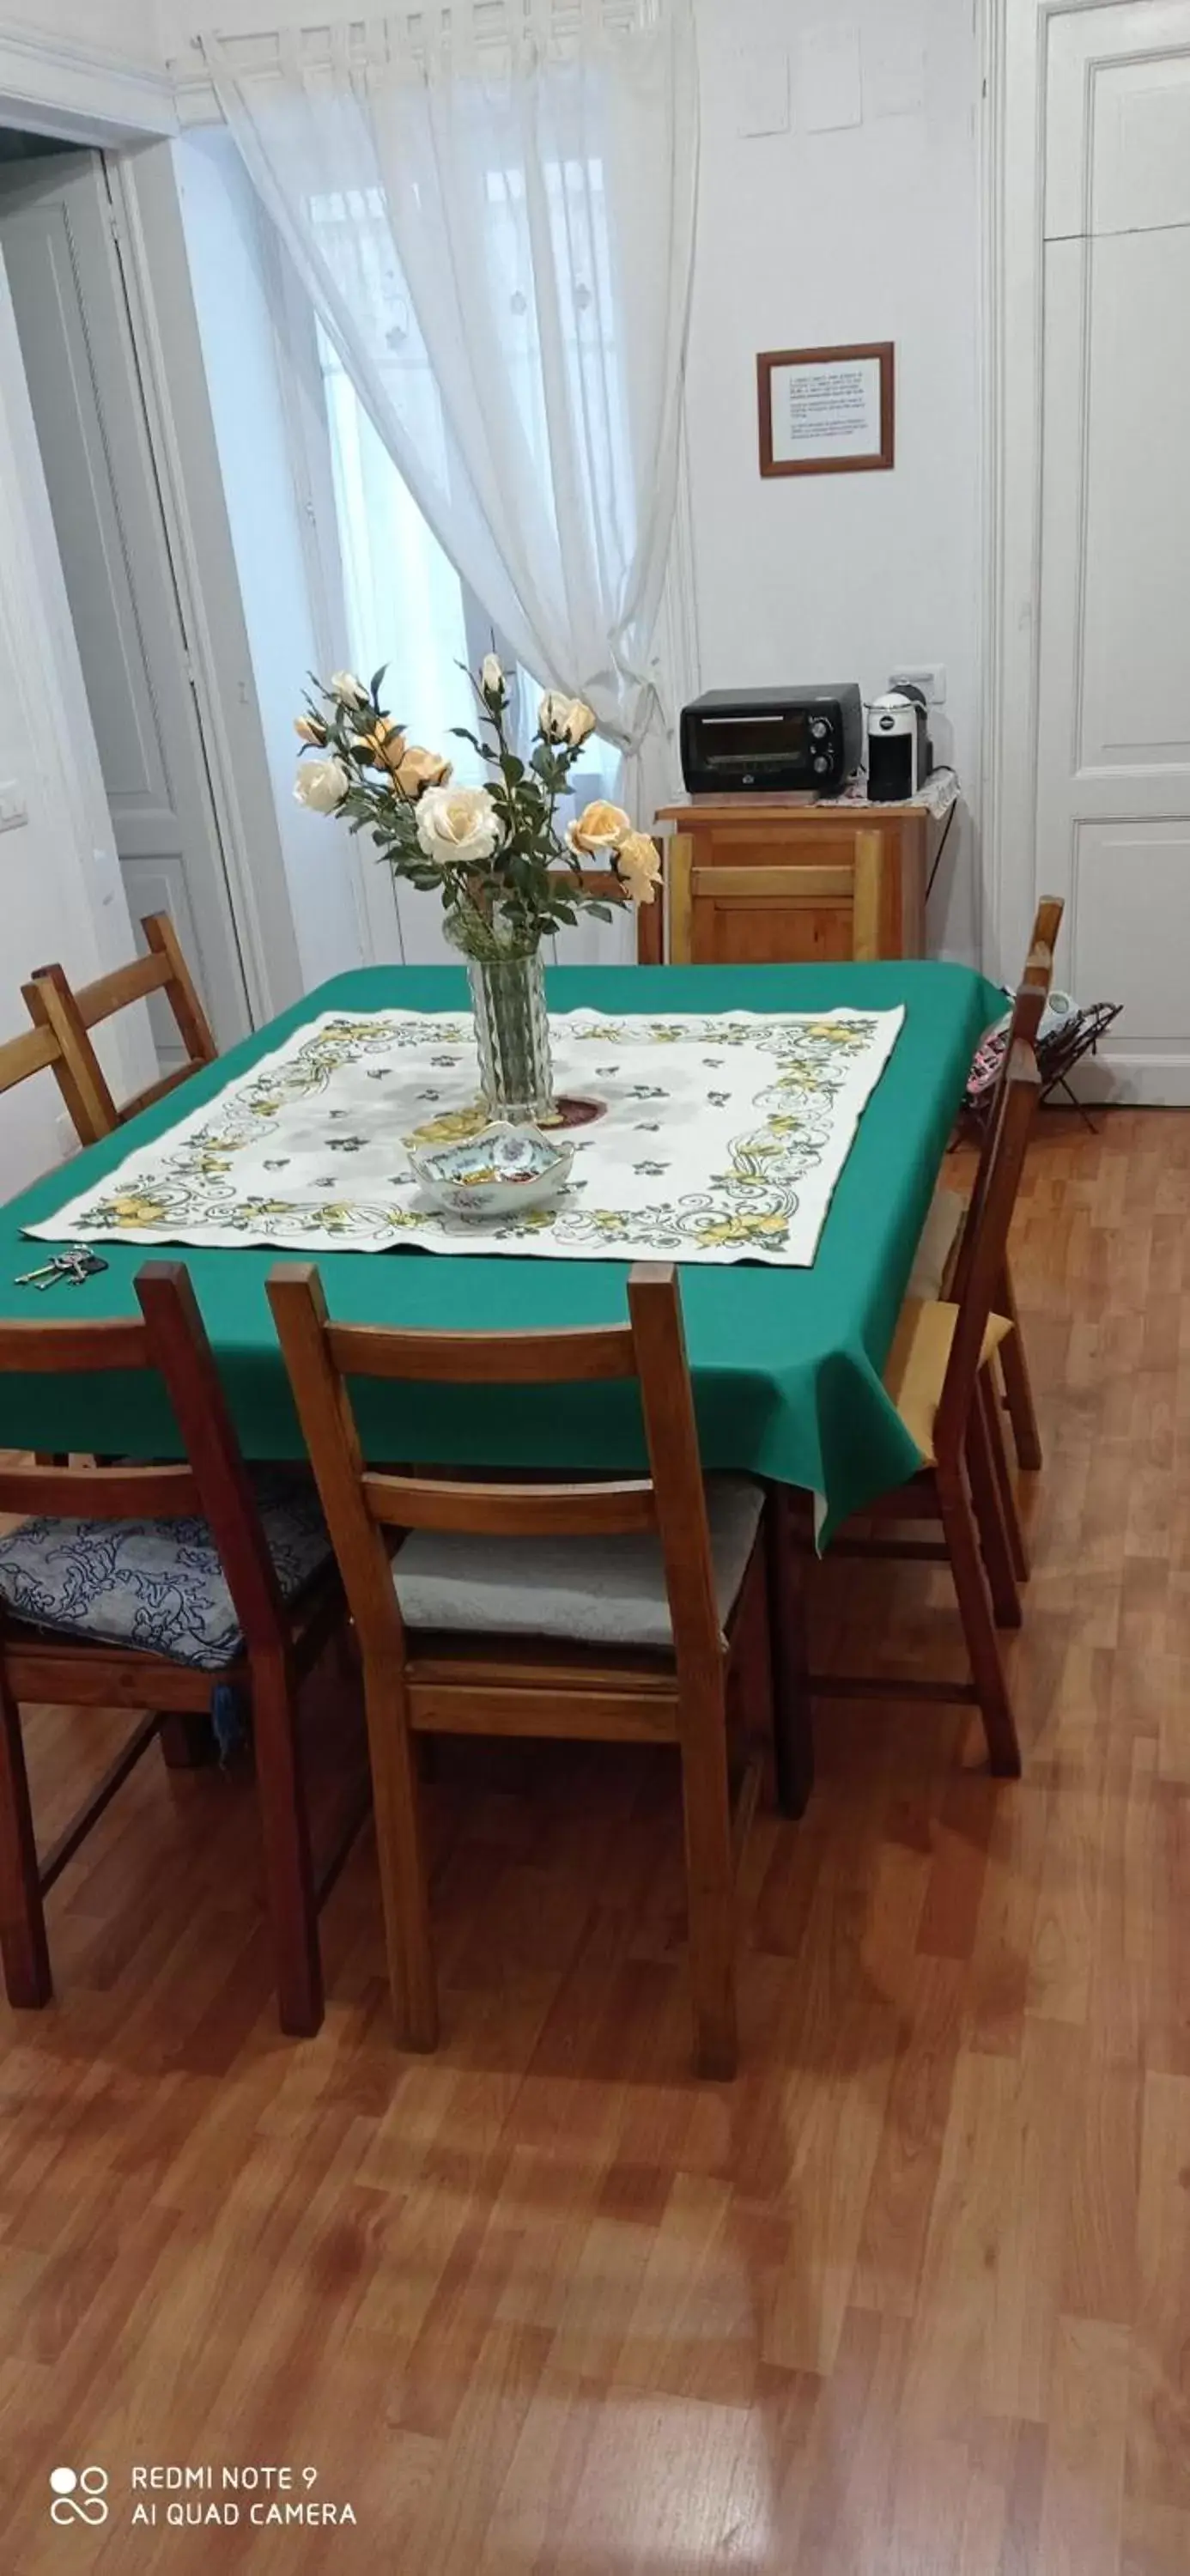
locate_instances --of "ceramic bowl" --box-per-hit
[406,1120,573,1221]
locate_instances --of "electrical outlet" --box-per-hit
[889,664,946,707]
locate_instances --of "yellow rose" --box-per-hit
[395,745,453,797]
[567,799,631,856]
[350,716,406,769]
[294,714,327,746]
[615,830,662,906]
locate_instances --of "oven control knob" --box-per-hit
[810,719,829,740]
[813,754,830,773]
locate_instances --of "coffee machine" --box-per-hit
[866,686,931,801]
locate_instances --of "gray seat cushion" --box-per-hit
[0,1470,331,1671]
[392,1474,765,1652]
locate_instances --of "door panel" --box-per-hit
[0,154,250,1054]
[1035,5,1190,1101]
[1079,231,1190,770]
[1071,823,1190,1050]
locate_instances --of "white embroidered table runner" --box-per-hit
[27,1005,904,1267]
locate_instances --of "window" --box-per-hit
[278,164,626,957]
[319,325,496,775]
[303,153,622,793]
[317,327,615,813]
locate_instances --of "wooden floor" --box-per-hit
[2,1106,1187,2573]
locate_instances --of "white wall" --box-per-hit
[0,255,148,1198]
[15,3,160,51]
[686,0,983,959]
[173,127,367,991]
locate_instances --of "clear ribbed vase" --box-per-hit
[443,906,556,1125]
[466,951,555,1125]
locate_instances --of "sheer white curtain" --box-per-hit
[198,0,698,810]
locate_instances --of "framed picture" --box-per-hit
[757,342,895,477]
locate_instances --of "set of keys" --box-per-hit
[15,1244,110,1291]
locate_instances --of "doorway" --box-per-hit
[989,0,1190,1104]
[0,138,252,1065]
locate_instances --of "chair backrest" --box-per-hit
[546,848,665,967]
[952,970,1046,1310]
[669,824,883,966]
[22,913,218,1148]
[0,1013,113,1156]
[0,1261,288,1658]
[934,1042,1041,1466]
[1026,895,1065,978]
[267,1259,722,1681]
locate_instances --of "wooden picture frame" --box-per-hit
[757,342,895,478]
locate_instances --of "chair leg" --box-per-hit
[158,1711,217,1771]
[981,1368,1029,1583]
[677,1676,738,2081]
[764,1485,816,1817]
[965,1379,1022,1630]
[249,1653,323,2038]
[0,1674,52,2008]
[936,1469,1022,1778]
[361,1664,437,2053]
[997,1257,1042,1471]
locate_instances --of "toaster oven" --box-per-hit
[679,684,864,797]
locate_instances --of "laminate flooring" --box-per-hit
[1,1108,1186,2573]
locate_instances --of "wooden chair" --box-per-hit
[268,1259,782,2079]
[909,895,1065,1469]
[667,824,884,966]
[547,850,665,965]
[770,1041,1042,1803]
[22,912,218,1149]
[0,1012,115,1157]
[0,1262,354,2034]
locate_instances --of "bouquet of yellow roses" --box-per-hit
[294,654,659,963]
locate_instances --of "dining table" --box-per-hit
[0,960,1003,1543]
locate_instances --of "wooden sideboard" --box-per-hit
[655,794,944,966]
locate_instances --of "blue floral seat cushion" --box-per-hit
[0,1471,332,1672]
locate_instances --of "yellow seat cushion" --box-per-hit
[883,1297,1014,1465]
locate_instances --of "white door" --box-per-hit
[1034,2,1190,1102]
[0,150,251,1060]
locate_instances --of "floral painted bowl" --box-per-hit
[406,1120,573,1221]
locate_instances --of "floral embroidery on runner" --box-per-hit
[26,1006,905,1268]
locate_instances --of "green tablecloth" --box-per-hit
[0,962,1001,1540]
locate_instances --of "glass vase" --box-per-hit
[466,948,556,1127]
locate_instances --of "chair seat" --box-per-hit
[392,1474,765,1652]
[883,1299,1013,1464]
[0,1470,331,1671]
[907,1181,967,1300]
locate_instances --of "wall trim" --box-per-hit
[0,16,177,143]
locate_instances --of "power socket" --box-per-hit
[889,664,946,707]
